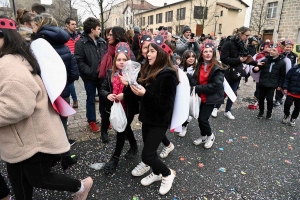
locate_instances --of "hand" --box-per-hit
[118,75,129,86]
[107,94,116,101]
[253,67,259,71]
[130,85,145,96]
[240,57,247,62]
[115,93,124,101]
[283,89,287,94]
[189,38,195,43]
[277,87,281,90]
[257,62,265,66]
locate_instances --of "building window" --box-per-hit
[126,17,128,25]
[177,8,186,20]
[176,25,184,35]
[142,17,145,26]
[167,26,172,33]
[149,28,153,33]
[267,2,278,18]
[148,15,153,25]
[156,13,163,24]
[194,6,208,19]
[220,10,223,16]
[130,16,132,24]
[165,11,173,22]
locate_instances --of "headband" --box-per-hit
[200,39,215,52]
[0,18,17,30]
[115,42,131,57]
[139,30,152,48]
[151,30,172,55]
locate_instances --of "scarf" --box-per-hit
[231,35,249,56]
[98,44,116,78]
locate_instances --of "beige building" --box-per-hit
[250,0,300,43]
[134,0,249,37]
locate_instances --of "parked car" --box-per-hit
[293,43,300,62]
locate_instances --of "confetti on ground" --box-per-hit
[88,163,105,170]
[242,136,248,139]
[253,144,258,147]
[198,163,204,168]
[219,130,224,133]
[219,148,224,151]
[290,137,294,140]
[219,167,226,172]
[293,132,297,135]
[228,138,233,143]
[288,144,293,150]
[285,160,292,164]
[180,157,185,161]
[188,161,192,164]
[241,171,246,175]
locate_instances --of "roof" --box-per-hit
[237,0,249,7]
[216,2,242,11]
[123,1,158,14]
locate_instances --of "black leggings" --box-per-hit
[0,173,9,199]
[259,86,275,112]
[7,153,81,200]
[284,95,300,119]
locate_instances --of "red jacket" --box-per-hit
[65,30,80,53]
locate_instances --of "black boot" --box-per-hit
[124,145,138,159]
[61,154,78,171]
[104,156,119,173]
[266,110,272,119]
[101,131,109,143]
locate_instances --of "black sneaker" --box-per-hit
[257,111,264,119]
[266,111,272,119]
[101,132,109,143]
[61,154,78,171]
[68,139,77,146]
[290,118,296,126]
[124,145,138,159]
[104,156,119,173]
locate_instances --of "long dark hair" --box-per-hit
[139,43,177,85]
[111,26,127,45]
[181,50,196,71]
[0,18,40,75]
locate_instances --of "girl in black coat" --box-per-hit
[130,33,178,195]
[100,43,139,173]
[190,40,224,149]
[282,64,300,126]
[253,45,286,119]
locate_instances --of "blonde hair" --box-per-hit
[32,13,58,30]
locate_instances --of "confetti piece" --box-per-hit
[188,162,192,164]
[204,197,208,200]
[219,130,224,133]
[228,138,233,143]
[219,167,226,172]
[284,152,287,155]
[180,157,185,161]
[253,144,258,147]
[219,148,224,151]
[293,132,297,135]
[198,163,204,168]
[288,144,293,150]
[241,171,246,175]
[290,137,294,140]
[276,180,281,185]
[242,136,248,139]
[284,160,292,164]
[136,123,140,125]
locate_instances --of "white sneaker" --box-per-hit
[160,143,175,158]
[131,162,150,177]
[224,111,235,119]
[204,134,215,149]
[282,115,289,124]
[211,108,218,118]
[178,126,187,137]
[193,135,207,145]
[141,172,162,186]
[159,169,176,195]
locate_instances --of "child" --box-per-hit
[130,31,178,195]
[253,44,286,119]
[190,39,225,148]
[178,50,197,137]
[281,64,300,126]
[100,42,139,173]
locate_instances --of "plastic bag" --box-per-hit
[122,60,141,89]
[189,87,201,119]
[88,163,105,170]
[109,101,127,132]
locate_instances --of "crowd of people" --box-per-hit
[0,2,299,200]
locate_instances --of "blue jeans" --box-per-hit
[84,82,103,123]
[215,80,240,112]
[68,82,77,101]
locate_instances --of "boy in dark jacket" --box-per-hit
[281,64,300,126]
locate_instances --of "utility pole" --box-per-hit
[11,0,16,17]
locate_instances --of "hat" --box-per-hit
[134,26,140,33]
[282,39,294,46]
[200,39,215,52]
[0,18,17,30]
[151,30,173,55]
[139,30,152,48]
[270,43,283,54]
[115,42,131,57]
[182,26,191,34]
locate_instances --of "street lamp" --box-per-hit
[214,14,219,37]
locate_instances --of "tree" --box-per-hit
[250,0,268,35]
[51,0,80,27]
[193,0,218,33]
[0,0,14,18]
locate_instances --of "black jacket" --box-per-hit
[247,44,256,56]
[221,39,257,81]
[131,32,140,59]
[189,64,224,105]
[254,55,286,88]
[139,67,178,126]
[282,64,300,94]
[75,32,107,84]
[35,25,79,98]
[283,51,298,66]
[100,70,139,117]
